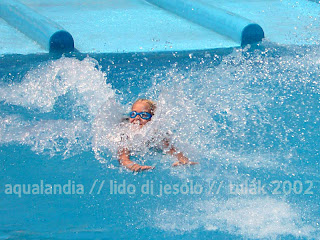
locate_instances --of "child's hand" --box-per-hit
[172,161,199,167]
[172,152,199,166]
[127,163,154,172]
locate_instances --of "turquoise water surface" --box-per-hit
[0,42,320,239]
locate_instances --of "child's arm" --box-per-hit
[163,140,199,166]
[118,148,154,172]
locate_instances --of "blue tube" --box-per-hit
[0,0,74,53]
[145,0,264,46]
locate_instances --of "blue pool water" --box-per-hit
[0,42,320,239]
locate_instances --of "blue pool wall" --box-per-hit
[1,0,265,54]
[146,0,264,46]
[0,0,74,53]
[0,0,320,55]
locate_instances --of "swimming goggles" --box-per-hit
[129,111,152,120]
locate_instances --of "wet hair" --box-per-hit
[133,99,156,115]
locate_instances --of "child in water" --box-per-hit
[118,99,198,172]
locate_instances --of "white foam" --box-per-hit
[154,197,316,238]
[0,114,90,157]
[0,57,115,116]
[0,57,116,157]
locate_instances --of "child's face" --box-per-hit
[130,101,152,128]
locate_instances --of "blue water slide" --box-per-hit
[0,0,74,53]
[145,0,264,46]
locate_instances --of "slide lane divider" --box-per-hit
[0,0,74,53]
[145,0,264,46]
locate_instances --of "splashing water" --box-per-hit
[0,57,115,115]
[0,57,115,157]
[1,43,320,239]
